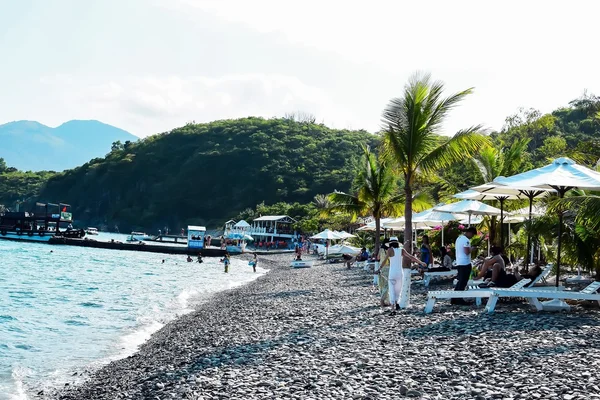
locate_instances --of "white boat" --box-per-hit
[86,227,99,235]
[290,259,313,268]
[127,231,152,241]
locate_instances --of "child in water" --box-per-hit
[221,253,230,273]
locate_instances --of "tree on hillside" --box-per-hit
[0,158,6,172]
[381,72,488,257]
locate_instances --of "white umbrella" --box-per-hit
[412,208,462,245]
[434,200,502,226]
[336,230,356,239]
[495,157,600,307]
[310,229,344,258]
[382,216,432,230]
[469,182,554,255]
[455,187,525,247]
[356,218,394,231]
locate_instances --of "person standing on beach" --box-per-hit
[223,253,230,273]
[377,239,391,307]
[379,237,426,313]
[452,227,477,305]
[251,253,258,273]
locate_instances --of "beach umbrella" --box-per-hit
[495,157,600,297]
[456,187,522,248]
[383,216,432,246]
[356,218,394,231]
[412,208,462,245]
[434,200,502,227]
[469,182,554,263]
[334,230,356,239]
[310,229,344,258]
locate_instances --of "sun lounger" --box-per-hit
[454,263,554,288]
[484,281,600,314]
[423,269,457,287]
[424,279,532,313]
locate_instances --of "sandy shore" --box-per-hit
[44,254,600,400]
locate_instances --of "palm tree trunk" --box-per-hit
[404,184,413,265]
[489,216,497,246]
[374,216,381,256]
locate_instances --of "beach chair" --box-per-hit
[424,279,532,314]
[423,269,458,287]
[485,281,600,314]
[454,263,554,289]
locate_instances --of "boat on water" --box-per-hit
[126,231,152,242]
[86,227,99,235]
[0,203,85,243]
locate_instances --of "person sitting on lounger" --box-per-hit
[342,253,355,269]
[474,246,518,288]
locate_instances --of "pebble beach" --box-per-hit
[45,254,600,400]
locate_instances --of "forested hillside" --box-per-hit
[1,94,598,232]
[36,118,378,230]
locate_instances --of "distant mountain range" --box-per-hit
[0,120,137,171]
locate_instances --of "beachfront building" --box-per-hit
[187,225,206,249]
[249,215,297,242]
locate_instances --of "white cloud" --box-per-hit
[38,74,355,137]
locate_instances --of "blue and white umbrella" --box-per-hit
[494,157,600,298]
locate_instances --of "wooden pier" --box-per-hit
[48,237,226,257]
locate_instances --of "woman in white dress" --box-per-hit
[380,236,426,313]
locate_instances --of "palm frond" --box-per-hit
[418,126,489,174]
[549,195,600,231]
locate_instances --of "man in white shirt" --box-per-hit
[452,227,477,305]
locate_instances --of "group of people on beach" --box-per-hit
[374,227,543,313]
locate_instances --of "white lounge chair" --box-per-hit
[423,269,457,287]
[424,279,532,313]
[455,263,554,289]
[485,281,600,314]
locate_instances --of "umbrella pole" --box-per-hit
[468,213,472,227]
[524,194,534,272]
[441,221,445,246]
[499,197,506,248]
[555,187,568,288]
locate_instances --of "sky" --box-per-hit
[0,0,598,138]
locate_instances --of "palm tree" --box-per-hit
[312,194,331,211]
[473,138,530,183]
[473,138,530,244]
[382,72,488,256]
[324,145,405,252]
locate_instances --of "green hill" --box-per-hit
[35,117,378,230]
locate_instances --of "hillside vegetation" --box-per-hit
[36,118,377,230]
[1,94,598,232]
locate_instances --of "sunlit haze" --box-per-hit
[1,0,598,137]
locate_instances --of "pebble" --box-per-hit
[38,253,600,400]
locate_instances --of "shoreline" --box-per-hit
[44,254,600,399]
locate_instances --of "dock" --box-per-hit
[48,237,226,257]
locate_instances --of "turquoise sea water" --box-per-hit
[0,235,264,399]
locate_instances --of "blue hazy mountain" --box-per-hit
[0,120,137,171]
